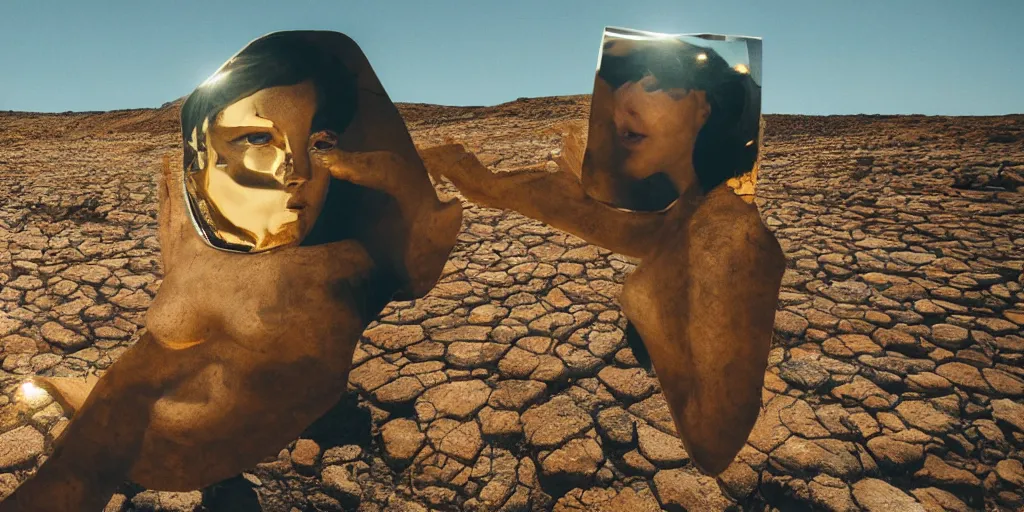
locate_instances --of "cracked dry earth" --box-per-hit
[1,97,1024,512]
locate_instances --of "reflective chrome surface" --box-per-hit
[582,27,763,210]
[181,39,344,252]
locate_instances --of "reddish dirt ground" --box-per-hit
[1,97,1023,511]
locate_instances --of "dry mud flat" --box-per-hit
[1,98,1023,511]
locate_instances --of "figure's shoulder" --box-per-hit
[688,188,784,265]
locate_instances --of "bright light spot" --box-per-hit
[745,140,755,147]
[19,381,49,403]
[696,53,708,62]
[735,64,750,74]
[201,70,231,87]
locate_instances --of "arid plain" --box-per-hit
[1,96,1023,511]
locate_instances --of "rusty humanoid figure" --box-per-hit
[430,28,786,476]
[0,31,464,511]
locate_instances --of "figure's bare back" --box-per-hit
[620,187,786,475]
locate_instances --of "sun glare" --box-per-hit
[19,380,49,404]
[201,70,231,88]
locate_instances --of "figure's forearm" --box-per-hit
[484,167,666,258]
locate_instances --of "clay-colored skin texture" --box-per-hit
[0,31,462,512]
[619,187,786,475]
[425,142,666,259]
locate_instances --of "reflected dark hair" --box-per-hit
[181,31,358,170]
[598,39,761,191]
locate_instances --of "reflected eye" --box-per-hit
[310,131,338,151]
[312,139,335,151]
[240,132,272,145]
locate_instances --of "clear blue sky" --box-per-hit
[1,0,1021,115]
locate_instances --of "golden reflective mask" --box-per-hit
[582,27,763,210]
[182,61,337,252]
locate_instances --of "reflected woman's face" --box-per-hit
[611,73,711,182]
[189,80,335,251]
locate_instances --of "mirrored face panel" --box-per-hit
[180,32,355,253]
[581,27,763,211]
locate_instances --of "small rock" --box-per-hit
[479,407,521,437]
[363,323,425,350]
[380,418,424,464]
[929,324,969,349]
[895,401,957,435]
[995,459,1024,488]
[914,454,980,487]
[653,468,731,511]
[522,395,593,448]
[40,321,87,350]
[488,379,547,410]
[597,366,657,401]
[290,439,320,470]
[636,423,688,466]
[321,465,362,505]
[0,426,44,469]
[417,380,491,420]
[778,360,830,390]
[541,437,604,481]
[992,399,1024,432]
[851,478,925,511]
[0,473,19,500]
[436,420,483,462]
[865,435,925,470]
[910,487,971,512]
[808,474,858,512]
[322,445,362,466]
[468,304,508,325]
[596,406,636,445]
[775,311,809,336]
[772,437,862,479]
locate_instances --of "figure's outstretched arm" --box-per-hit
[0,334,185,512]
[419,143,667,259]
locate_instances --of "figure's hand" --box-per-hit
[309,137,409,195]
[156,155,207,274]
[418,144,504,208]
[551,124,585,180]
[307,138,464,300]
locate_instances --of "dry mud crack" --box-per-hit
[1,98,1023,511]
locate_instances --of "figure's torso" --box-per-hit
[134,239,381,489]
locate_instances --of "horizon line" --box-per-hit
[1,93,1021,118]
